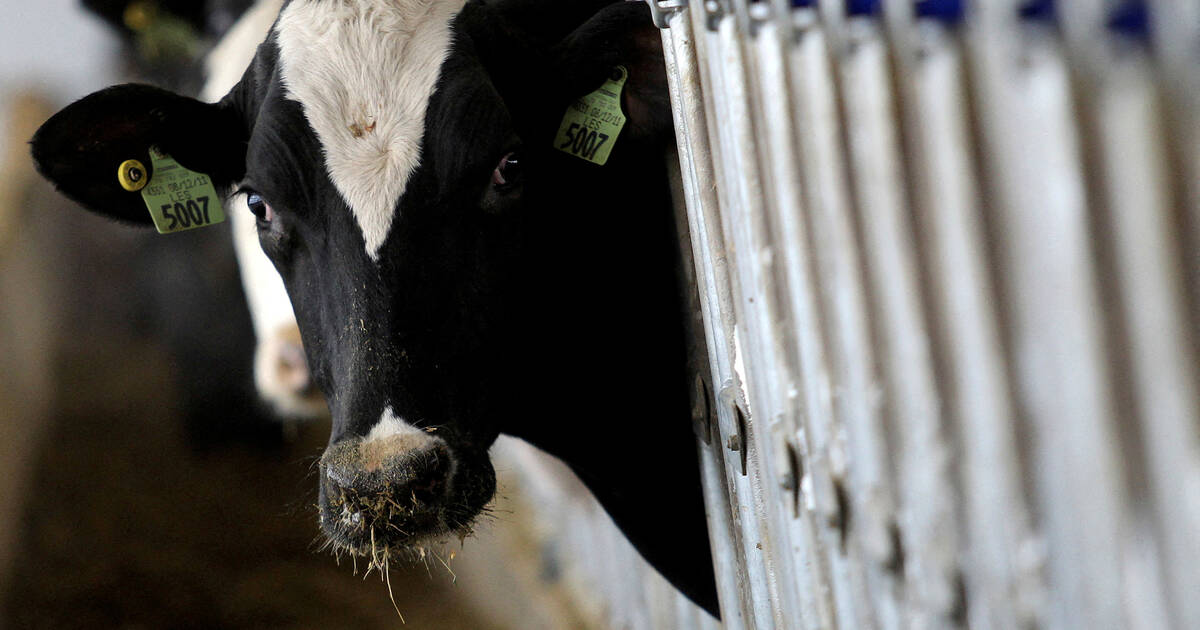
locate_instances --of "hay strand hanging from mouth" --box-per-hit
[384,553,405,623]
[316,486,495,621]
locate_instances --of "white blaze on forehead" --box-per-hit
[275,0,466,260]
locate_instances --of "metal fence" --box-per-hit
[644,1,1200,629]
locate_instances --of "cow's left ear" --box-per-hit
[551,1,672,142]
[31,83,247,225]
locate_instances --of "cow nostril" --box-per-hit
[407,465,448,504]
[321,440,453,531]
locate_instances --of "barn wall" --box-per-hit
[0,91,60,604]
[647,1,1200,629]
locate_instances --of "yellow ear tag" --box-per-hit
[136,146,225,234]
[554,66,628,166]
[117,159,148,191]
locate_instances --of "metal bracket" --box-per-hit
[644,0,689,29]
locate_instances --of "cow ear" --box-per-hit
[552,2,672,143]
[31,83,247,225]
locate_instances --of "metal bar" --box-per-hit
[836,13,958,630]
[784,8,903,630]
[1147,0,1200,380]
[966,6,1132,629]
[672,3,787,627]
[883,10,1042,630]
[1070,11,1200,629]
[749,5,846,630]
[696,3,787,626]
[660,18,750,620]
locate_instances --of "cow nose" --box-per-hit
[254,325,328,420]
[274,339,311,392]
[319,435,453,536]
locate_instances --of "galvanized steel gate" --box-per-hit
[641,1,1200,629]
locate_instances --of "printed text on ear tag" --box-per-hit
[138,146,225,234]
[554,66,628,165]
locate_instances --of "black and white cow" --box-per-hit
[33,0,717,614]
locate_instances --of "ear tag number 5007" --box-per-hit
[133,146,225,234]
[554,66,628,166]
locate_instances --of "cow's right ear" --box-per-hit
[31,83,247,225]
[550,2,672,143]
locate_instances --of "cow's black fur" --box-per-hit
[32,0,718,615]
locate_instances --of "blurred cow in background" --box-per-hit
[200,0,328,421]
[78,0,304,446]
[81,0,255,91]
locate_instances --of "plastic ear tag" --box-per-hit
[138,146,225,234]
[554,66,628,166]
[117,159,149,191]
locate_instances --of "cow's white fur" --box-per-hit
[276,0,467,260]
[366,405,436,446]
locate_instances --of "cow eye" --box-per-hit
[481,150,523,214]
[245,191,275,223]
[491,152,521,188]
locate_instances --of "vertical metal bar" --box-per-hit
[773,11,873,630]
[660,17,750,620]
[750,5,846,630]
[883,9,1044,630]
[1147,0,1200,391]
[1068,9,1200,629]
[673,3,785,626]
[966,6,1132,629]
[733,2,877,629]
[785,7,909,630]
[836,12,960,630]
[700,3,791,626]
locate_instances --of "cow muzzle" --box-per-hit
[320,432,452,545]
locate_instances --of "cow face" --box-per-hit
[33,0,676,571]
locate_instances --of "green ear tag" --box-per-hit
[139,146,225,234]
[554,66,628,166]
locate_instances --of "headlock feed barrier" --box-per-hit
[509,0,1200,628]
[499,1,1200,628]
[573,0,1200,628]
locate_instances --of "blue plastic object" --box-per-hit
[846,0,880,16]
[915,0,964,23]
[1018,0,1055,21]
[1107,1,1150,39]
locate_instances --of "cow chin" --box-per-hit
[315,433,496,562]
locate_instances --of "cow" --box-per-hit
[31,0,719,615]
[81,0,257,93]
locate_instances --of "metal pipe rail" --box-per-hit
[649,1,1200,629]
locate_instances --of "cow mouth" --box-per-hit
[316,445,497,567]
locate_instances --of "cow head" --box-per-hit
[33,0,714,613]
